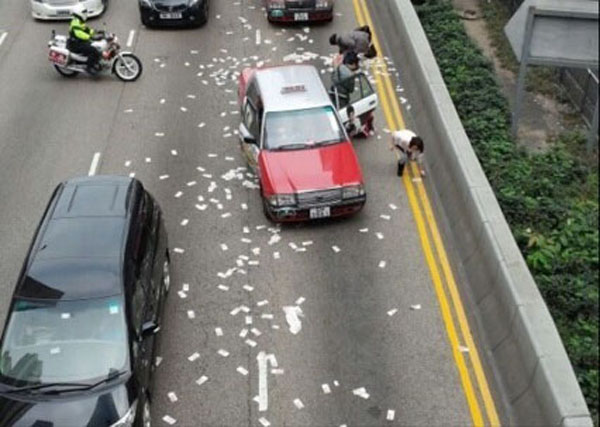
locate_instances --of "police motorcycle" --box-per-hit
[47,28,142,82]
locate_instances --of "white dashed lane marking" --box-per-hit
[126,30,135,47]
[88,152,101,176]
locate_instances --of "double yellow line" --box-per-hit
[351,1,501,425]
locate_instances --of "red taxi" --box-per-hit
[238,65,366,222]
[265,0,335,23]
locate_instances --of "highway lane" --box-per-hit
[0,0,143,317]
[0,0,496,425]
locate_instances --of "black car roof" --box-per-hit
[15,176,139,301]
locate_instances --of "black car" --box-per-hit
[0,176,170,427]
[139,0,210,27]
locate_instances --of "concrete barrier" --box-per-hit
[382,0,593,424]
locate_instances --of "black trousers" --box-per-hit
[67,38,100,69]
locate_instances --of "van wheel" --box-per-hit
[162,258,170,293]
[141,394,152,427]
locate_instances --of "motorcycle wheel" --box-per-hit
[54,65,78,78]
[113,53,142,82]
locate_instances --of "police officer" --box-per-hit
[67,5,101,73]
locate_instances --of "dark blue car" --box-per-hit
[0,176,170,427]
[139,0,210,27]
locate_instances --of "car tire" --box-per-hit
[197,0,209,26]
[141,15,151,27]
[54,65,79,77]
[140,395,152,427]
[262,199,275,222]
[162,256,170,294]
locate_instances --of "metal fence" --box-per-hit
[559,68,599,127]
[498,0,599,130]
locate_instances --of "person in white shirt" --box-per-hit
[389,129,425,177]
[344,105,373,138]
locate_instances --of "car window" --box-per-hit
[263,106,345,150]
[358,73,374,98]
[142,193,157,255]
[130,280,146,334]
[349,76,364,104]
[244,101,260,138]
[0,297,128,386]
[246,80,259,106]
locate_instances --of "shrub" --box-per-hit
[416,1,599,423]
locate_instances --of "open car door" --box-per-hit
[330,72,378,124]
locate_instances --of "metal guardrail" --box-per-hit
[559,67,599,128]
[384,0,593,424]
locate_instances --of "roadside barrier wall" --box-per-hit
[385,0,593,424]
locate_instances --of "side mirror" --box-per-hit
[239,123,257,145]
[141,321,160,339]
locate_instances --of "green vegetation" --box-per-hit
[479,0,565,99]
[416,1,599,423]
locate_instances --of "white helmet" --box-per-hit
[72,4,88,21]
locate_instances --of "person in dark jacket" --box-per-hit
[331,52,360,108]
[329,26,377,58]
[67,5,101,73]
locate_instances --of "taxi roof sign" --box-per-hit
[281,84,306,94]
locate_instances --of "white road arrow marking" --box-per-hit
[257,352,278,412]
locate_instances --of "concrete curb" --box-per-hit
[386,0,593,424]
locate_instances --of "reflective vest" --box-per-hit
[69,17,94,42]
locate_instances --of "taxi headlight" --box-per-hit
[109,400,137,427]
[342,185,365,199]
[268,194,296,207]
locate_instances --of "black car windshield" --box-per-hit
[0,297,128,387]
[263,106,345,150]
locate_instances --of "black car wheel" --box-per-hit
[162,257,170,293]
[141,13,151,27]
[197,0,209,25]
[141,396,151,427]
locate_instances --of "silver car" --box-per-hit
[31,0,106,20]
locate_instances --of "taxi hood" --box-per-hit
[259,141,363,195]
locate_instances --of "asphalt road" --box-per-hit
[0,0,491,425]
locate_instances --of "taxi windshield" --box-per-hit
[0,297,129,387]
[263,106,345,150]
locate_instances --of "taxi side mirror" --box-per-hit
[239,123,257,145]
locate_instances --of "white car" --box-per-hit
[31,0,106,21]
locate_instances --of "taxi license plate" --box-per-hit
[309,206,330,219]
[160,12,183,19]
[294,12,309,21]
